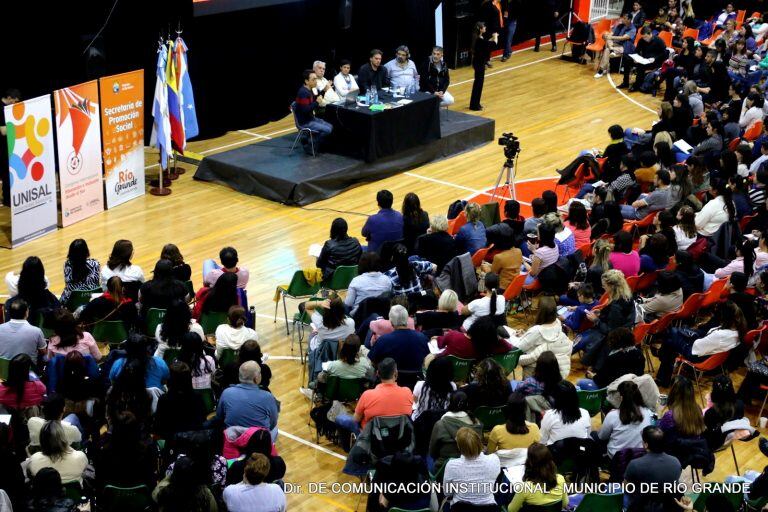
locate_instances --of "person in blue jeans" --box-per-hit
[560,283,598,333]
[294,69,334,154]
[620,169,672,220]
[501,1,520,61]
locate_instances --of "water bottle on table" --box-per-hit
[371,85,378,104]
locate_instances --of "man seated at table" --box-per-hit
[358,49,388,95]
[420,45,453,106]
[384,45,419,93]
[312,60,340,106]
[295,70,334,154]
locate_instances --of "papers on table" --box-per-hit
[673,139,694,154]
[395,99,413,105]
[628,53,654,65]
[591,180,607,188]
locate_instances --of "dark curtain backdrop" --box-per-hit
[4,0,437,140]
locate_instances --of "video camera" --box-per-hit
[498,132,520,165]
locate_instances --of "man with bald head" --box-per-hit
[217,361,280,440]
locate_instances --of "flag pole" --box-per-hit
[149,154,172,196]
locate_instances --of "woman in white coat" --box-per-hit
[512,296,573,379]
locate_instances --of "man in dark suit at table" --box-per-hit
[357,49,389,95]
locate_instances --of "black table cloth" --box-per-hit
[322,92,441,162]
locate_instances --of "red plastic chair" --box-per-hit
[658,30,673,48]
[585,18,614,53]
[633,322,653,346]
[635,271,660,293]
[728,137,742,152]
[736,9,746,28]
[471,245,492,267]
[626,275,640,292]
[682,27,699,40]
[447,211,467,236]
[502,273,527,302]
[675,351,730,406]
[699,279,728,310]
[744,120,763,142]
[740,214,757,231]
[635,211,659,229]
[701,29,724,46]
[577,243,592,261]
[671,292,705,326]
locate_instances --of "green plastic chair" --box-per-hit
[67,288,101,311]
[324,265,358,291]
[92,320,128,346]
[577,387,608,418]
[274,270,322,335]
[200,311,228,335]
[32,312,55,339]
[474,405,507,432]
[163,348,181,365]
[428,458,453,483]
[145,308,166,337]
[0,358,10,380]
[324,376,366,402]
[492,349,522,379]
[63,481,84,502]
[195,388,216,414]
[574,493,623,511]
[218,348,238,368]
[745,495,768,511]
[390,508,430,512]
[101,484,153,511]
[445,355,475,383]
[519,501,564,512]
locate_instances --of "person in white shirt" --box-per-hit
[655,300,745,385]
[312,60,340,106]
[694,180,735,237]
[740,92,764,133]
[100,239,145,290]
[154,299,206,358]
[512,296,573,379]
[751,141,768,175]
[332,59,359,99]
[27,421,89,484]
[596,381,653,458]
[461,272,505,331]
[442,427,500,507]
[223,453,287,512]
[215,305,258,358]
[673,206,698,250]
[383,45,420,91]
[540,381,591,445]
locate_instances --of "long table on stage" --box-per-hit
[322,92,441,162]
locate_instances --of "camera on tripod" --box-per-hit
[498,132,520,163]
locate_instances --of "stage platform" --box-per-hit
[193,110,495,205]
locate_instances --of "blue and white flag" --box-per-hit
[151,42,172,170]
[175,37,199,139]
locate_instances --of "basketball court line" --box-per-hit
[403,171,532,205]
[452,52,564,87]
[606,72,657,114]
[278,429,348,461]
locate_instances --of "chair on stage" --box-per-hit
[289,102,318,157]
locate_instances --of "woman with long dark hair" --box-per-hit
[469,21,498,111]
[100,240,145,297]
[401,192,429,254]
[304,294,355,352]
[539,381,590,445]
[639,233,671,272]
[106,358,153,427]
[155,299,205,358]
[656,301,746,386]
[61,238,100,306]
[315,217,362,280]
[412,356,455,420]
[638,271,683,322]
[596,381,653,458]
[704,375,744,450]
[674,206,698,250]
[193,272,239,320]
[712,237,758,280]
[460,358,513,409]
[609,230,641,277]
[0,354,46,410]
[48,309,101,361]
[461,272,505,330]
[579,328,645,390]
[522,223,559,285]
[5,256,59,321]
[564,201,591,246]
[94,410,158,490]
[516,350,563,400]
[161,243,192,282]
[138,259,188,318]
[384,243,436,296]
[487,392,541,456]
[109,334,169,390]
[658,376,705,443]
[508,443,568,511]
[435,314,512,361]
[323,334,373,381]
[178,332,215,390]
[154,362,207,439]
[153,456,218,512]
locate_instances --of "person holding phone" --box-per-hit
[522,223,559,285]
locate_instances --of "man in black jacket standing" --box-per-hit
[419,46,453,106]
[618,26,668,91]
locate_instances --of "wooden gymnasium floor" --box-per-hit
[1,46,765,510]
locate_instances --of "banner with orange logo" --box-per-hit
[99,70,145,209]
[54,80,105,226]
[4,95,58,247]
